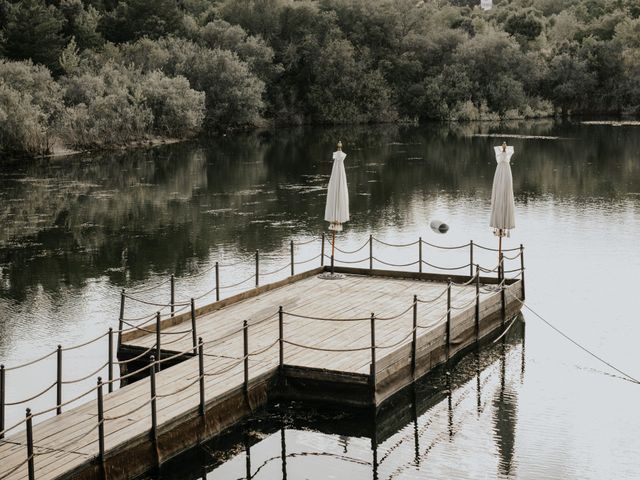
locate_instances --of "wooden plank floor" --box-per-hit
[0,273,504,480]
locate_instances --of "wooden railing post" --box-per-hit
[97,377,105,469]
[149,356,157,445]
[290,240,295,276]
[108,328,114,393]
[321,233,325,267]
[446,280,452,362]
[243,320,249,397]
[0,364,4,440]
[198,338,205,417]
[412,296,417,379]
[191,298,197,354]
[255,251,260,287]
[278,306,284,371]
[56,344,62,415]
[370,313,376,402]
[469,240,474,277]
[170,274,175,318]
[26,408,34,480]
[520,244,525,300]
[215,261,220,302]
[155,312,161,372]
[475,265,481,343]
[369,234,373,271]
[418,237,423,273]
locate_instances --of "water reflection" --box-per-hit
[146,317,525,480]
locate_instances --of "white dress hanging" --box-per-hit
[490,146,516,237]
[324,150,350,231]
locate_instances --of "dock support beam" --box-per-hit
[26,408,34,480]
[56,345,62,415]
[191,298,197,354]
[370,313,376,403]
[108,328,114,393]
[198,338,205,417]
[446,280,451,362]
[215,262,220,302]
[155,312,161,372]
[411,296,417,379]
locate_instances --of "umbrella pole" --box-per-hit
[331,230,336,275]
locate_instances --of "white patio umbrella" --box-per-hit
[490,142,516,279]
[323,140,349,276]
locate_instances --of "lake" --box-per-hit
[1,121,639,479]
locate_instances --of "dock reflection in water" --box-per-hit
[147,316,525,480]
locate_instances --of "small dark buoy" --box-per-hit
[430,220,449,233]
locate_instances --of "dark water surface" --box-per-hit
[1,121,639,478]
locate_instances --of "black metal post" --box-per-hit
[243,320,249,397]
[446,280,452,362]
[469,240,474,277]
[215,261,220,302]
[56,344,62,415]
[118,289,125,351]
[411,295,417,379]
[280,427,287,480]
[170,274,175,318]
[108,328,114,393]
[290,240,294,276]
[370,313,376,401]
[475,265,481,343]
[198,338,205,416]
[26,408,34,480]
[369,234,373,270]
[501,282,506,326]
[0,364,4,440]
[418,237,423,273]
[97,377,105,468]
[119,289,125,321]
[278,306,284,371]
[321,233,325,267]
[255,250,259,287]
[520,244,526,300]
[155,312,161,372]
[149,355,158,446]
[191,298,197,354]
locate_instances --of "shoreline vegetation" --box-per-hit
[0,0,639,158]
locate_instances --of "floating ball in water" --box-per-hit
[430,220,449,233]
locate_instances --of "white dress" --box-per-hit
[324,150,349,231]
[490,146,516,236]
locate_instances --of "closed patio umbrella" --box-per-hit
[323,141,349,277]
[490,142,516,279]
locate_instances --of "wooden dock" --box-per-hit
[0,240,525,480]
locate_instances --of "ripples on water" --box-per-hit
[1,121,639,478]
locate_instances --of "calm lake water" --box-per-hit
[1,121,639,479]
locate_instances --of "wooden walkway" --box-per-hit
[0,266,524,480]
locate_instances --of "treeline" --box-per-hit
[0,0,639,156]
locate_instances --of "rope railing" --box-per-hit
[372,237,420,248]
[421,260,471,271]
[4,382,57,406]
[373,257,420,268]
[334,240,369,255]
[421,239,470,249]
[60,361,109,385]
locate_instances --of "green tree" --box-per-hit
[99,0,183,43]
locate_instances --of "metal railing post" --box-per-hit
[369,234,373,271]
[0,364,4,440]
[215,261,220,302]
[255,251,259,287]
[118,289,125,351]
[26,408,34,480]
[243,320,249,396]
[97,377,105,468]
[370,313,376,402]
[170,274,175,318]
[321,233,325,267]
[469,240,474,277]
[119,289,125,322]
[501,281,506,326]
[446,280,452,362]
[149,356,157,445]
[412,296,417,379]
[278,306,284,371]
[56,344,62,415]
[108,328,114,393]
[191,298,197,354]
[418,237,423,273]
[475,265,481,343]
[520,244,525,300]
[290,240,294,276]
[155,312,161,372]
[198,338,205,416]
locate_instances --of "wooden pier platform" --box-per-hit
[0,265,523,480]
